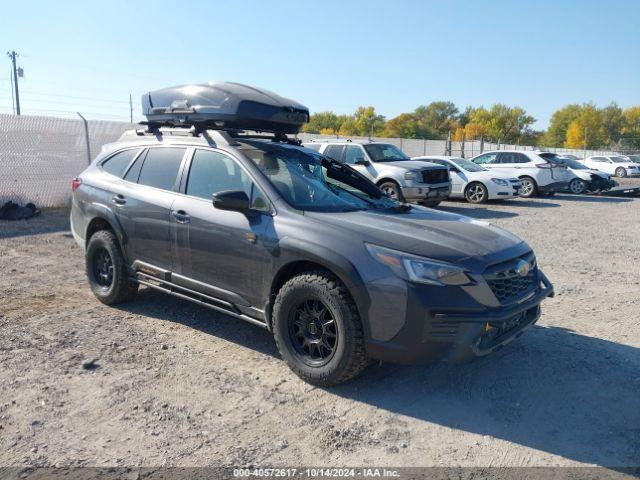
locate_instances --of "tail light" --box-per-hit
[71,177,82,192]
[535,163,552,169]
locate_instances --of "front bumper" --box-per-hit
[365,270,554,365]
[402,184,451,202]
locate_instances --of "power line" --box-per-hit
[21,90,131,104]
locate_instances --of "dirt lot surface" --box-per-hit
[1,184,639,469]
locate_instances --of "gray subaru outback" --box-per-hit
[70,83,554,386]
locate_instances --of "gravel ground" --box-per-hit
[1,183,639,469]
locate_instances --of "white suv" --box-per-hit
[303,140,451,206]
[582,155,640,178]
[470,150,570,198]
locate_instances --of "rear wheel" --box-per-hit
[518,176,538,198]
[616,167,627,178]
[379,181,405,202]
[86,230,138,305]
[569,178,586,194]
[465,182,488,203]
[272,271,367,386]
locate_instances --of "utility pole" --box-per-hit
[129,94,133,123]
[6,51,20,115]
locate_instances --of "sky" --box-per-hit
[1,0,638,129]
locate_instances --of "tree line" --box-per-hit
[301,101,640,150]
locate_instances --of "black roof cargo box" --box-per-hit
[141,82,309,134]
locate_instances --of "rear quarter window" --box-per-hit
[136,147,186,191]
[101,149,140,177]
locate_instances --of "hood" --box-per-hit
[384,160,446,170]
[306,207,528,271]
[571,168,609,180]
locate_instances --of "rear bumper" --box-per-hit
[365,270,554,365]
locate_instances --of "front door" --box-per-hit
[171,148,271,308]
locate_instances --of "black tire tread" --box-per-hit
[86,230,138,305]
[272,270,367,386]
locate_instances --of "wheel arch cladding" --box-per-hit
[265,240,371,336]
[377,177,400,187]
[85,213,126,254]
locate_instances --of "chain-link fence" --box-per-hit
[0,114,134,207]
[1,114,635,207]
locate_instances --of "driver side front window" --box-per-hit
[186,149,269,212]
[344,145,364,165]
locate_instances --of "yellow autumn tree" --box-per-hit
[565,120,584,148]
[319,127,336,135]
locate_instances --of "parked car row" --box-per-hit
[304,140,640,203]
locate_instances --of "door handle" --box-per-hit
[112,194,126,205]
[172,210,190,224]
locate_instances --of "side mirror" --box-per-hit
[355,158,370,166]
[212,190,251,213]
[449,166,459,173]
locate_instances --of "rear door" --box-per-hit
[115,146,188,270]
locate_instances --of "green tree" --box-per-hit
[302,111,342,134]
[622,106,640,148]
[564,104,606,149]
[353,106,385,137]
[600,102,625,146]
[466,104,535,143]
[381,113,419,138]
[542,104,582,147]
[413,101,459,138]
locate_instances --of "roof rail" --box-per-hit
[132,122,302,146]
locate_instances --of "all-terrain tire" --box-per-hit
[272,271,367,386]
[86,230,138,305]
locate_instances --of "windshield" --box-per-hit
[363,144,410,162]
[562,158,588,169]
[451,158,487,172]
[243,144,400,213]
[611,156,628,163]
[628,155,640,163]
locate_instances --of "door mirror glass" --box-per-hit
[212,190,251,212]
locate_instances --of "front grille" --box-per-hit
[421,168,449,184]
[484,253,538,303]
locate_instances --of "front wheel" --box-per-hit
[465,182,488,203]
[379,181,405,202]
[569,178,586,194]
[272,271,367,386]
[518,176,538,198]
[616,167,627,178]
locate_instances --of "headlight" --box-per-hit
[404,170,421,181]
[365,243,473,286]
[491,178,509,186]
